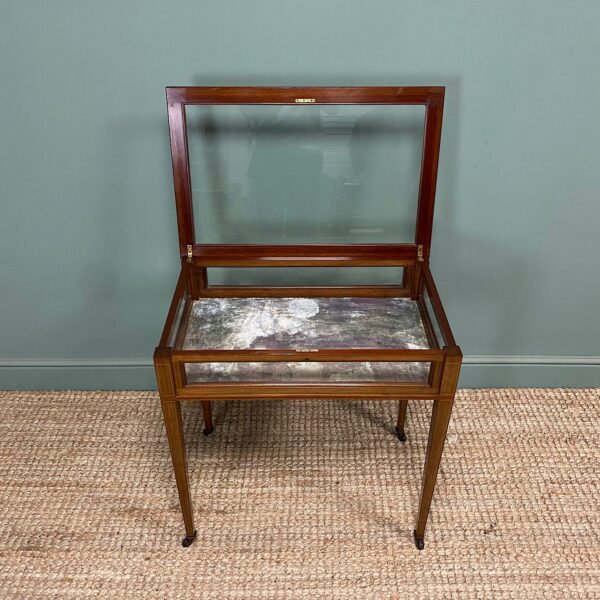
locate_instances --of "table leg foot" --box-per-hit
[202,426,214,436]
[395,427,407,443]
[413,530,425,550]
[182,530,197,547]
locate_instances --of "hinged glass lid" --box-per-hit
[166,87,444,261]
[185,103,425,245]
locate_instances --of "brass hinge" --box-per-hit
[417,245,424,262]
[295,98,315,103]
[186,244,193,261]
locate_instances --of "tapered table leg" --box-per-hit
[413,399,453,550]
[395,400,408,442]
[201,400,214,436]
[161,399,196,547]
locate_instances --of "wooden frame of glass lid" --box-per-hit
[155,86,462,550]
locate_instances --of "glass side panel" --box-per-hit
[167,295,188,348]
[185,104,425,244]
[423,288,446,348]
[185,361,430,384]
[182,297,430,350]
[206,266,404,286]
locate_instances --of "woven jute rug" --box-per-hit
[0,389,598,599]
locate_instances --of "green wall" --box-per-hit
[1,1,599,389]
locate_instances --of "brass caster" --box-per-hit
[182,530,197,547]
[413,530,425,551]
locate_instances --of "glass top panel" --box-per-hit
[185,104,425,244]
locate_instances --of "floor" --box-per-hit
[0,389,598,599]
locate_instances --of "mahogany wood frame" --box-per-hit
[155,86,462,550]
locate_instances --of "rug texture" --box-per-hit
[0,389,598,599]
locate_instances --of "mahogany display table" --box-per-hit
[154,86,462,550]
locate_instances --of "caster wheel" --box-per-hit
[182,530,197,547]
[202,427,214,436]
[413,530,425,551]
[395,427,407,443]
